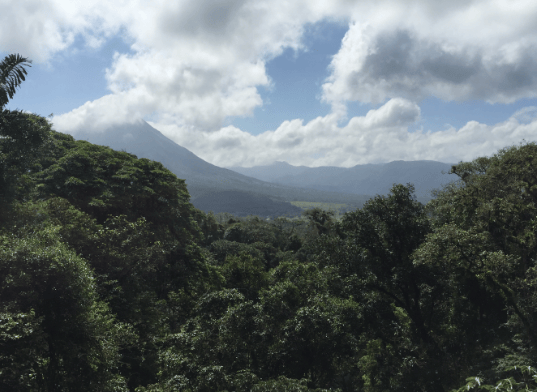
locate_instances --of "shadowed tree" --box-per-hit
[0,55,49,221]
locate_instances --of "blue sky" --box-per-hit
[228,21,349,134]
[229,20,536,135]
[5,35,134,117]
[3,0,537,167]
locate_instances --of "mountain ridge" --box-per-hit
[70,121,373,216]
[228,159,457,200]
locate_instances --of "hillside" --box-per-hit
[192,190,303,217]
[229,160,457,200]
[71,121,372,215]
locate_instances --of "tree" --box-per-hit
[329,184,455,391]
[0,55,51,221]
[337,184,433,346]
[423,142,537,380]
[0,54,31,108]
[303,207,334,236]
[0,110,51,222]
[0,225,128,391]
[452,365,537,391]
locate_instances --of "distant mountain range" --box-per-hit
[72,120,459,216]
[72,120,372,216]
[228,160,458,201]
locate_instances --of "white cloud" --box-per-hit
[0,0,123,62]
[149,99,537,168]
[101,51,269,131]
[323,1,537,106]
[6,0,537,167]
[46,0,345,133]
[52,92,152,133]
[47,0,537,134]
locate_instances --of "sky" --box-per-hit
[3,0,537,168]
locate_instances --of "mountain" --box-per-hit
[232,161,312,183]
[71,120,372,216]
[192,191,303,217]
[229,159,458,201]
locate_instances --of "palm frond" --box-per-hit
[0,54,32,108]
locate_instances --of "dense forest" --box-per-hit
[2,55,537,391]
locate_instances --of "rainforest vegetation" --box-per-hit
[1,55,537,391]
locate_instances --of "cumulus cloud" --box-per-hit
[0,0,124,62]
[149,98,537,168]
[52,92,152,133]
[323,2,537,106]
[50,0,342,133]
[7,0,537,167]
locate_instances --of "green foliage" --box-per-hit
[429,142,537,263]
[303,207,335,236]
[291,201,348,219]
[250,376,311,391]
[0,105,215,388]
[221,253,269,300]
[224,217,278,245]
[3,90,537,391]
[194,210,225,246]
[0,227,127,391]
[210,239,265,265]
[427,142,537,370]
[0,111,51,214]
[452,365,537,391]
[38,141,198,240]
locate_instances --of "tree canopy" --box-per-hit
[1,54,536,390]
